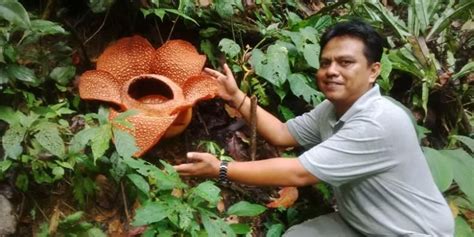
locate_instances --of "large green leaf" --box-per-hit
[250,45,291,87]
[49,66,75,85]
[5,64,37,83]
[34,122,65,158]
[30,19,67,35]
[218,38,240,59]
[0,0,30,28]
[441,149,474,203]
[287,73,320,104]
[266,223,285,237]
[192,181,221,205]
[199,209,235,237]
[454,216,473,237]
[423,147,453,192]
[413,0,429,33]
[2,123,26,159]
[69,127,99,154]
[227,201,266,217]
[302,43,320,68]
[113,128,138,158]
[132,201,168,226]
[127,174,150,195]
[452,135,474,153]
[91,124,112,161]
[426,1,474,41]
[0,106,17,124]
[452,61,474,81]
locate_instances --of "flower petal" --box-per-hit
[79,70,123,108]
[97,35,154,83]
[109,109,177,157]
[152,40,206,86]
[182,74,219,106]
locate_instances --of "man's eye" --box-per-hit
[341,60,353,66]
[321,61,330,67]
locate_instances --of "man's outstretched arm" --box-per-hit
[174,152,319,187]
[205,64,298,147]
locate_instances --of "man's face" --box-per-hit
[316,36,380,114]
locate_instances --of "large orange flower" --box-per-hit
[79,36,218,156]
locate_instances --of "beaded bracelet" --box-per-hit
[236,95,247,111]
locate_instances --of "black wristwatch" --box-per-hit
[218,160,231,186]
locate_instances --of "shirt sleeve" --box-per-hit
[298,116,398,187]
[286,105,323,149]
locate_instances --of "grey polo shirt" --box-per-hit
[287,85,454,236]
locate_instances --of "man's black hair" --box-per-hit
[320,20,384,65]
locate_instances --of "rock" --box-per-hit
[0,195,16,236]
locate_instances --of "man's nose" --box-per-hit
[325,62,339,77]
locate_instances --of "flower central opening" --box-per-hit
[128,76,174,104]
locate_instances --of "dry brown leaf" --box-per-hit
[48,206,61,235]
[266,187,299,208]
[224,104,242,118]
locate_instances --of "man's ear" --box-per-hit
[368,62,381,83]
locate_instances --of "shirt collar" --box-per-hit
[328,84,382,127]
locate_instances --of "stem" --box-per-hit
[250,95,257,161]
[84,8,110,45]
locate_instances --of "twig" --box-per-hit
[196,110,210,136]
[153,18,164,45]
[167,15,180,42]
[249,95,257,161]
[84,8,110,45]
[120,181,130,223]
[41,0,54,19]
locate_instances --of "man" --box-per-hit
[174,20,454,236]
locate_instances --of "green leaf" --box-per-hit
[163,8,199,26]
[127,174,150,195]
[266,223,284,237]
[454,216,472,237]
[34,122,65,158]
[91,124,112,162]
[423,147,453,192]
[52,166,64,180]
[86,227,107,237]
[218,38,241,59]
[0,106,17,124]
[30,19,67,35]
[61,211,84,224]
[113,128,138,158]
[199,27,219,38]
[2,124,26,159]
[426,1,474,41]
[49,66,75,85]
[15,172,28,191]
[230,223,251,234]
[250,45,291,87]
[200,209,236,237]
[192,181,220,205]
[302,43,320,68]
[278,105,295,121]
[413,0,429,32]
[5,64,37,83]
[452,135,474,153]
[0,0,30,28]
[287,73,320,104]
[69,127,99,154]
[227,201,266,217]
[213,0,236,18]
[132,201,168,226]
[0,160,12,173]
[88,0,115,13]
[452,61,474,81]
[442,149,474,203]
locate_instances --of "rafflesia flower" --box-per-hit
[79,36,219,156]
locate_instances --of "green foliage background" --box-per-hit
[0,0,473,236]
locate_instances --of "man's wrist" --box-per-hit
[218,160,231,186]
[231,91,246,109]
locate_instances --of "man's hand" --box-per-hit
[174,152,221,178]
[204,64,243,105]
